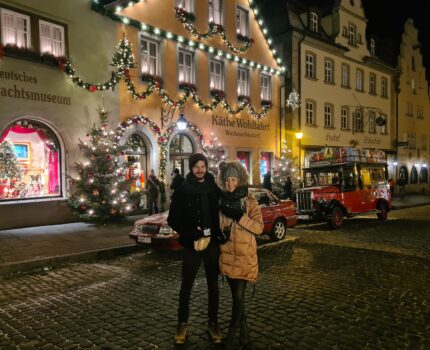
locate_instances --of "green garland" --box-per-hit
[175,7,254,54]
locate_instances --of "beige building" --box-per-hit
[259,0,398,174]
[0,0,118,229]
[99,0,283,186]
[391,19,429,193]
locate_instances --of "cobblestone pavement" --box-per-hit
[1,207,430,349]
[287,204,430,259]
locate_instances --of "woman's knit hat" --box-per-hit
[218,161,249,188]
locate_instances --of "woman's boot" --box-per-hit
[224,327,237,350]
[239,319,254,349]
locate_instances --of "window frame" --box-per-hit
[356,69,364,91]
[305,100,315,126]
[178,48,195,84]
[140,35,160,77]
[381,77,388,97]
[209,57,224,91]
[305,53,316,79]
[368,112,376,133]
[237,66,250,97]
[354,110,363,132]
[310,12,318,32]
[176,0,194,13]
[324,104,333,128]
[341,64,350,88]
[348,23,356,46]
[1,8,31,48]
[369,72,376,95]
[324,58,334,84]
[341,106,349,130]
[209,0,223,25]
[260,73,272,102]
[39,19,65,56]
[236,5,249,37]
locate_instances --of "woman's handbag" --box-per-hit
[218,223,232,244]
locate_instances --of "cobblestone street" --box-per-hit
[1,206,430,349]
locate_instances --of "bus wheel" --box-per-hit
[329,207,343,229]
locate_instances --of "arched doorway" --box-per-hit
[0,119,61,200]
[169,133,194,176]
[419,166,428,184]
[124,133,149,191]
[410,166,418,184]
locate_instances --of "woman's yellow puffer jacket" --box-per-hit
[219,194,264,283]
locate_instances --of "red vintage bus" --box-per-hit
[295,147,391,229]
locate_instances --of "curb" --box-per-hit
[391,202,430,210]
[0,244,146,279]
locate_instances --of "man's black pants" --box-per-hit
[178,240,220,325]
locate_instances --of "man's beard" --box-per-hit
[193,172,206,180]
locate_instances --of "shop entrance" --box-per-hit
[169,133,194,176]
[125,134,149,192]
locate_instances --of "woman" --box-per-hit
[218,161,264,349]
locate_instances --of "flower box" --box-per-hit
[210,89,225,98]
[141,73,162,86]
[237,95,251,103]
[236,33,254,43]
[175,7,196,22]
[179,82,197,92]
[261,100,273,107]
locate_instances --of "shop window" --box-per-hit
[0,119,61,201]
[419,167,428,184]
[410,166,418,184]
[1,8,30,48]
[399,166,409,183]
[169,133,194,176]
[236,151,250,176]
[259,152,272,182]
[125,134,148,193]
[39,20,65,56]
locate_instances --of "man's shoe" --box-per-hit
[174,323,188,345]
[208,323,223,344]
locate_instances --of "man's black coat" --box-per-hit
[168,172,221,249]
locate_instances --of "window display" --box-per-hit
[0,119,61,200]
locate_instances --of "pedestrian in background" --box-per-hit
[167,153,223,346]
[218,161,264,349]
[170,168,185,198]
[146,169,160,215]
[262,170,272,191]
[283,175,293,199]
[397,176,406,199]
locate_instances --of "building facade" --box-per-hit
[97,0,284,187]
[0,0,118,229]
[391,19,429,193]
[258,0,399,177]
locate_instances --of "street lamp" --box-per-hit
[295,132,303,180]
[176,112,188,131]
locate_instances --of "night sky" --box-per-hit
[361,0,429,79]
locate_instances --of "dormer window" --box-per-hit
[370,38,375,55]
[310,12,318,32]
[348,24,356,46]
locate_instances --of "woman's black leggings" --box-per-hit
[227,277,248,329]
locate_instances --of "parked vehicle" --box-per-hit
[129,188,298,249]
[296,147,391,229]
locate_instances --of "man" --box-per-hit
[146,169,160,215]
[167,153,222,345]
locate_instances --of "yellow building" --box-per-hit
[258,0,398,175]
[391,19,429,193]
[0,0,118,229]
[96,0,284,186]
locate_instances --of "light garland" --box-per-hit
[174,7,254,54]
[64,38,272,119]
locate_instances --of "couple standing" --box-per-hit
[168,153,264,349]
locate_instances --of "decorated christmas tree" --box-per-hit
[202,132,225,176]
[272,140,300,198]
[68,109,132,221]
[111,37,136,71]
[0,141,22,180]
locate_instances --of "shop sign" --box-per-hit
[212,114,270,138]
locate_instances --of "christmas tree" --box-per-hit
[272,140,300,198]
[68,109,132,221]
[111,37,135,71]
[0,141,22,180]
[202,132,225,176]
